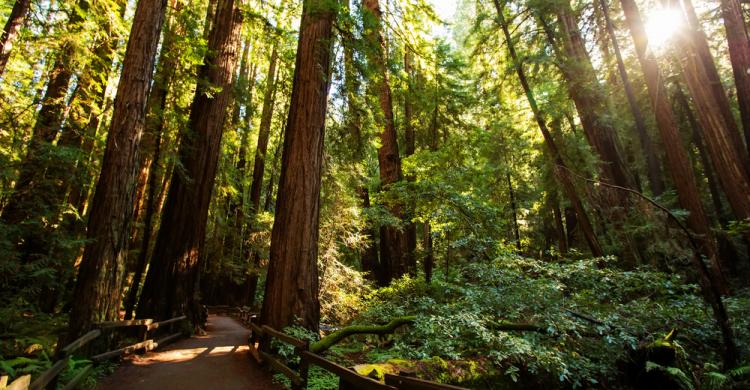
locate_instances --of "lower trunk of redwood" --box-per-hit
[137,0,243,325]
[259,0,335,333]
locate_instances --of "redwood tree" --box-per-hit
[66,0,170,341]
[137,0,244,324]
[0,0,30,76]
[362,0,410,284]
[259,0,336,332]
[618,0,737,367]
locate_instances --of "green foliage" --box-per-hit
[348,255,750,387]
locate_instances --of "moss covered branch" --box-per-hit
[309,316,417,354]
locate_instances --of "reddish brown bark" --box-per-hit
[721,0,750,155]
[137,0,243,324]
[363,0,409,284]
[66,0,170,341]
[259,0,335,332]
[680,0,750,169]
[619,0,737,367]
[0,0,30,76]
[245,44,279,307]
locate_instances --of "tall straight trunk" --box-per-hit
[363,0,408,284]
[671,7,750,231]
[680,0,749,167]
[674,85,727,225]
[122,1,182,320]
[618,0,737,367]
[598,0,664,196]
[259,0,336,332]
[137,0,243,324]
[245,44,279,307]
[0,0,30,76]
[1,0,88,227]
[493,0,604,258]
[403,48,417,273]
[551,192,568,254]
[507,174,521,250]
[540,3,635,198]
[66,0,169,342]
[342,19,380,281]
[721,0,750,155]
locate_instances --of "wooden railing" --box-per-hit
[18,315,188,390]
[234,309,467,390]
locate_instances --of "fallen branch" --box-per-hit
[487,320,546,333]
[309,316,417,354]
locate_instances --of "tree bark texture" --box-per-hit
[138,0,243,324]
[720,0,750,156]
[0,0,30,76]
[66,0,169,341]
[363,0,409,284]
[259,0,335,332]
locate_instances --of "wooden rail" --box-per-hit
[233,309,466,390]
[23,314,188,390]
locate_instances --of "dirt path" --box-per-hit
[98,315,279,390]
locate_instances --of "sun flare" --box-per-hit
[645,7,684,50]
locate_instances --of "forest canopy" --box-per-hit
[1,0,750,388]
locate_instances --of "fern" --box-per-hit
[729,365,750,379]
[645,361,695,390]
[701,371,729,390]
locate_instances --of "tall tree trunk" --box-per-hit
[0,0,30,76]
[673,85,728,225]
[598,0,664,196]
[259,0,336,333]
[137,0,243,325]
[66,0,170,342]
[672,10,750,232]
[721,0,750,155]
[362,0,408,284]
[245,44,279,307]
[540,3,635,198]
[403,48,417,274]
[680,0,750,168]
[618,0,737,367]
[507,173,521,250]
[493,0,604,258]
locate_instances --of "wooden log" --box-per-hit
[29,358,68,390]
[96,319,153,329]
[153,332,183,349]
[261,325,306,348]
[147,316,186,331]
[300,351,396,390]
[60,330,101,356]
[384,374,469,390]
[91,339,155,362]
[259,351,303,386]
[6,375,30,390]
[60,365,93,390]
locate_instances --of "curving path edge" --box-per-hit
[98,315,279,389]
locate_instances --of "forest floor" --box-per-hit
[97,315,279,389]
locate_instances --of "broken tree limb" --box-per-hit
[309,316,417,354]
